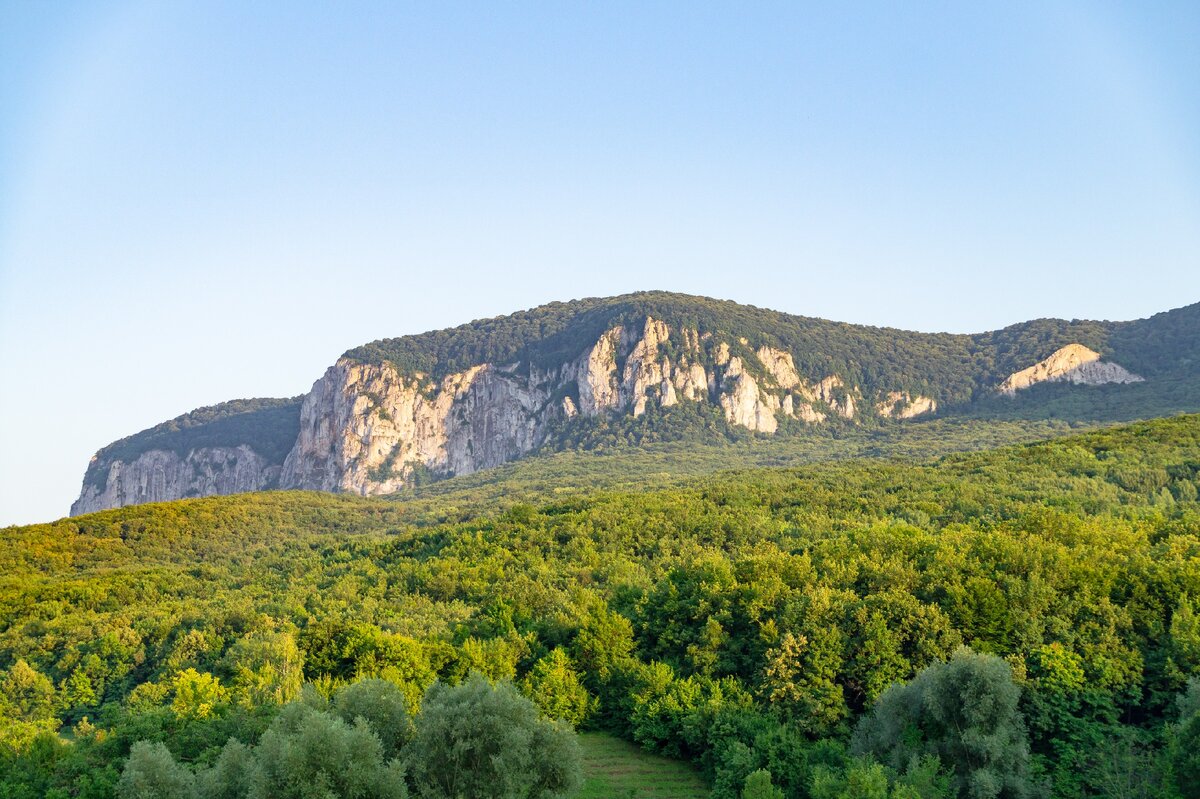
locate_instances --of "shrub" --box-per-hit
[405,673,581,799]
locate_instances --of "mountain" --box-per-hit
[71,292,1200,515]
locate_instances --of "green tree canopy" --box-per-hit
[405,673,582,799]
[852,648,1031,799]
[118,741,196,799]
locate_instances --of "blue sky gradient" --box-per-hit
[1,1,1198,525]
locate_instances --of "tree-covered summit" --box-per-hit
[81,398,303,492]
[342,290,1200,406]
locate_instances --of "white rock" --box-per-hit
[998,344,1143,396]
[756,346,802,389]
[71,445,278,515]
[876,391,938,419]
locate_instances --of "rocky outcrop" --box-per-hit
[998,344,1143,396]
[621,318,673,416]
[719,356,781,433]
[280,360,551,495]
[571,327,621,415]
[876,391,938,419]
[70,446,279,515]
[757,346,802,389]
[815,376,857,419]
[72,314,951,512]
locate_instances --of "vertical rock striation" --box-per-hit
[75,313,958,512]
[71,446,280,515]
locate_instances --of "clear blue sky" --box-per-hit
[2,1,1198,526]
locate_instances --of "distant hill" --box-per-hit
[72,291,1200,515]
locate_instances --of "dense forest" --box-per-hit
[5,414,1200,797]
[343,291,1200,402]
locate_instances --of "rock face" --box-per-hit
[69,293,1193,515]
[71,446,279,515]
[279,316,865,495]
[274,316,928,496]
[280,359,550,494]
[76,315,908,510]
[998,344,1143,396]
[876,392,938,419]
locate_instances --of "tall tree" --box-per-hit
[405,673,581,799]
[852,648,1032,799]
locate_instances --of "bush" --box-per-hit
[405,673,581,799]
[521,649,595,726]
[195,739,254,799]
[118,741,196,799]
[248,701,406,799]
[853,649,1031,799]
[332,678,412,760]
[742,769,784,799]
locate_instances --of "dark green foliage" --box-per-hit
[404,674,582,799]
[1170,679,1200,799]
[1178,678,1200,720]
[118,741,195,799]
[852,649,1031,799]
[248,701,406,799]
[331,678,412,760]
[344,291,1200,409]
[1081,733,1164,799]
[194,739,253,799]
[1171,713,1200,798]
[1108,302,1200,378]
[1019,642,1130,798]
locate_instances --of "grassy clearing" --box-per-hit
[577,732,710,799]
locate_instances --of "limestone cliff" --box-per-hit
[74,315,894,509]
[998,344,1143,396]
[71,446,280,515]
[75,291,1189,514]
[278,316,863,495]
[876,392,938,419]
[280,359,552,495]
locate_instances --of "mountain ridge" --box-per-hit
[72,291,1200,515]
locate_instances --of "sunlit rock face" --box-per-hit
[875,391,938,419]
[998,344,1143,396]
[276,317,883,493]
[70,446,279,515]
[72,315,957,511]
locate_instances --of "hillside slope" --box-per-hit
[8,416,1200,798]
[72,292,1200,514]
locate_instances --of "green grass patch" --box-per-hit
[577,732,709,799]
